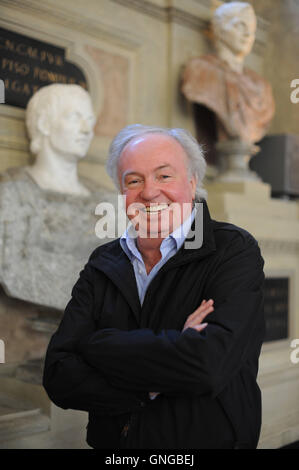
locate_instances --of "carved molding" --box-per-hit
[0,135,29,152]
[0,0,267,54]
[0,0,143,48]
[0,105,25,121]
[111,0,208,31]
[111,0,169,22]
[110,0,266,53]
[259,239,299,254]
[168,7,208,31]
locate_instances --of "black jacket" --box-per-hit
[43,200,265,449]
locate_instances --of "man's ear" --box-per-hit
[37,114,51,137]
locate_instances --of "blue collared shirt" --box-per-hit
[120,209,196,306]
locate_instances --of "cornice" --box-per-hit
[111,0,209,31]
[110,0,266,51]
[0,0,267,54]
[110,0,169,22]
[168,7,208,31]
[0,0,143,48]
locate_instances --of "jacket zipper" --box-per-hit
[121,411,138,444]
[121,419,130,438]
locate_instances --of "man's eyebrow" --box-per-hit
[123,164,174,179]
[123,170,142,179]
[155,164,174,171]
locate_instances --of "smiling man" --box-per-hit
[118,132,197,272]
[43,124,265,449]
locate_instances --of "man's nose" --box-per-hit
[139,179,161,200]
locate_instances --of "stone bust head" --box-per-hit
[25,83,96,196]
[212,2,257,73]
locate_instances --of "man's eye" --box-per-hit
[127,179,141,185]
[159,175,171,180]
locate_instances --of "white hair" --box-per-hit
[106,124,207,201]
[26,83,92,155]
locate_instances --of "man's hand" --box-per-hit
[182,299,214,332]
[149,300,214,399]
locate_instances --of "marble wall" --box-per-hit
[0,0,298,449]
[0,0,266,189]
[248,0,299,135]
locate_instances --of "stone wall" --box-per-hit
[0,0,298,449]
[248,0,299,135]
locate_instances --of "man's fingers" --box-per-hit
[186,306,213,329]
[192,323,208,332]
[187,299,214,321]
[182,299,214,332]
[186,302,214,325]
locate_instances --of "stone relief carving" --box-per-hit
[181,2,275,181]
[0,84,117,311]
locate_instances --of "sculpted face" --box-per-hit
[46,92,95,161]
[117,133,197,239]
[214,4,257,58]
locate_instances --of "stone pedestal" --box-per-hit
[216,140,261,182]
[205,179,299,448]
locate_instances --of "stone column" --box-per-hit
[216,139,261,182]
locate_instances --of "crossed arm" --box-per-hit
[43,234,265,413]
[42,265,147,416]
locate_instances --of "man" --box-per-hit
[43,124,265,449]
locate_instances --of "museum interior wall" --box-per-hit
[249,0,299,135]
[0,0,298,449]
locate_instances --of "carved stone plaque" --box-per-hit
[263,277,289,342]
[0,27,88,108]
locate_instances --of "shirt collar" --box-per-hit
[120,207,196,260]
[170,207,196,251]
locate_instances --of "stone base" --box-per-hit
[15,359,45,386]
[0,364,89,448]
[207,180,271,201]
[205,179,299,449]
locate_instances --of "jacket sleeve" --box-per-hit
[42,263,147,415]
[77,233,265,397]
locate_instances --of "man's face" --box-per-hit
[47,93,95,161]
[216,8,257,58]
[117,133,197,239]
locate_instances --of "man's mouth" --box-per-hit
[141,203,170,214]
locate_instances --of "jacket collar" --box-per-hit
[89,199,216,322]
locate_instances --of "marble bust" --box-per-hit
[181,2,275,145]
[0,84,117,310]
[25,83,95,196]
